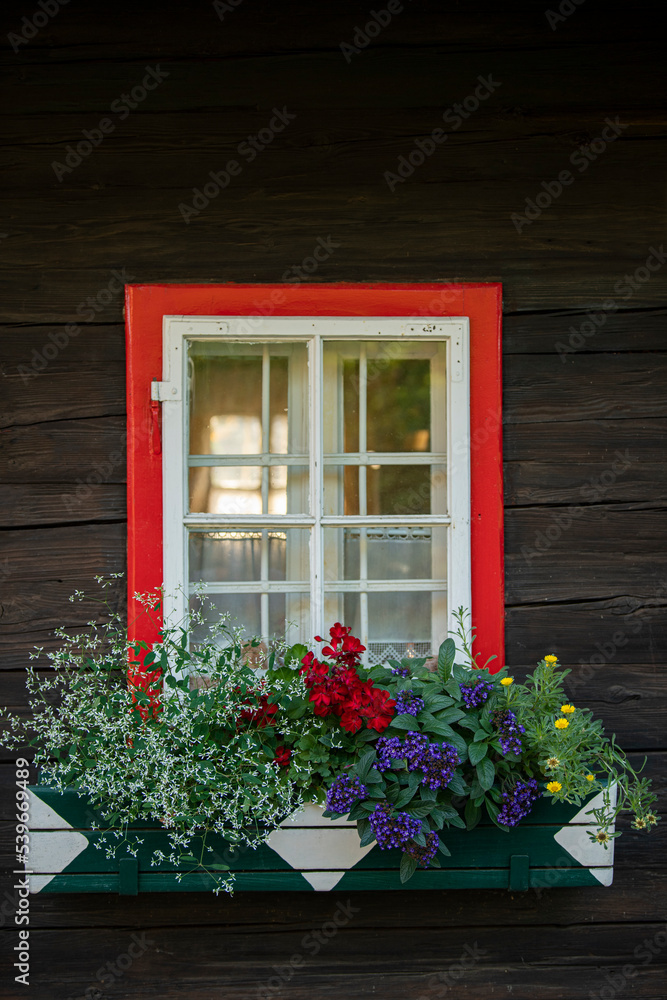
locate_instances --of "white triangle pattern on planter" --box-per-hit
[266,803,374,890]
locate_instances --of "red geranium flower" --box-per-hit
[274,746,291,767]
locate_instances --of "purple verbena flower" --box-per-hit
[496,778,540,827]
[493,708,525,756]
[403,730,429,770]
[369,802,421,850]
[395,690,425,717]
[376,735,404,772]
[406,831,439,866]
[416,742,461,790]
[403,731,460,790]
[325,774,368,814]
[459,676,495,708]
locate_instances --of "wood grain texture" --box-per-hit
[0,1,666,994]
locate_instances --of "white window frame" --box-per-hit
[159,315,471,655]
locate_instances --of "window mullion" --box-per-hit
[310,334,323,639]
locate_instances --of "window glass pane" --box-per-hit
[188,341,309,513]
[322,591,445,666]
[189,529,309,583]
[323,340,446,455]
[189,465,308,515]
[366,358,431,453]
[323,464,446,516]
[324,526,441,581]
[189,592,309,646]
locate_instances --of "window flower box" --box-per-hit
[27,784,615,894]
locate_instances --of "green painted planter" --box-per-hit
[27,784,615,893]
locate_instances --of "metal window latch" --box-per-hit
[151,380,181,401]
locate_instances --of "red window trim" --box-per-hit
[125,282,504,669]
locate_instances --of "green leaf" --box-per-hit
[395,785,418,808]
[207,863,230,871]
[407,771,422,792]
[364,768,384,785]
[473,729,488,742]
[476,757,495,791]
[448,773,468,797]
[468,741,488,766]
[423,694,455,711]
[437,637,456,683]
[389,713,421,731]
[436,708,467,724]
[356,750,376,781]
[347,801,367,821]
[465,799,482,831]
[358,819,375,848]
[406,802,433,819]
[438,838,451,857]
[400,852,418,884]
[284,643,308,667]
[427,721,457,740]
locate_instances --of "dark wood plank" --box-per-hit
[0,416,125,483]
[2,111,664,190]
[1,0,659,62]
[506,598,667,666]
[1,863,662,929]
[504,354,667,424]
[0,484,126,526]
[0,363,125,427]
[504,418,667,463]
[1,44,664,113]
[505,504,667,603]
[504,461,667,507]
[503,308,667,355]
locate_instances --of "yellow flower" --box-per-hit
[646,813,658,826]
[585,774,595,782]
[546,781,562,793]
[595,830,611,846]
[554,718,569,730]
[544,654,558,663]
[561,704,575,714]
[500,677,513,687]
[632,817,647,830]
[546,757,560,769]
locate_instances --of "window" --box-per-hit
[126,284,503,669]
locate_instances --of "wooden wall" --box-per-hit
[1,1,665,996]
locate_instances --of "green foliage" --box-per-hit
[512,656,660,844]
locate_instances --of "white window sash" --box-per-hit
[161,315,470,656]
